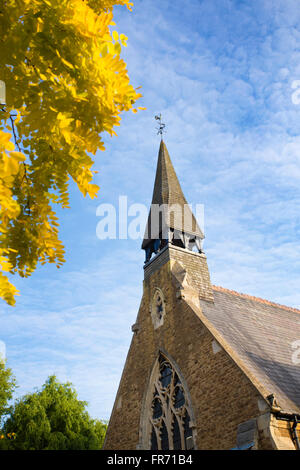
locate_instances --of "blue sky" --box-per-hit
[1,0,300,421]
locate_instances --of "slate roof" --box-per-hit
[200,286,300,414]
[142,140,204,249]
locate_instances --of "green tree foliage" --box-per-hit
[0,360,16,422]
[2,375,107,450]
[0,0,142,305]
[0,359,16,450]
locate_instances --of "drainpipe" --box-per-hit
[292,415,300,451]
[266,395,300,450]
[273,412,300,450]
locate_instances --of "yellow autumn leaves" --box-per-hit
[0,130,26,304]
[0,0,142,305]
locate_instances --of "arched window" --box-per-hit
[141,353,195,450]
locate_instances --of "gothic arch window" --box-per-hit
[140,353,195,450]
[151,288,166,330]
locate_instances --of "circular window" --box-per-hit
[151,288,166,329]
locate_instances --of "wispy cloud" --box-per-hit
[1,0,300,420]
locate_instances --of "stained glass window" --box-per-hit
[172,417,181,450]
[152,398,162,419]
[148,354,194,450]
[160,422,169,450]
[160,364,172,388]
[151,427,158,450]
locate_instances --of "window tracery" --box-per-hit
[146,354,195,450]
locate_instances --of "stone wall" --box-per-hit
[104,248,277,450]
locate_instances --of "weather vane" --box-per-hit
[155,114,166,139]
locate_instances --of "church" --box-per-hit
[104,139,300,450]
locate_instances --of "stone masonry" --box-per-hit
[104,249,292,449]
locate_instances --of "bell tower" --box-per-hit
[142,139,213,302]
[142,140,204,263]
[104,139,214,450]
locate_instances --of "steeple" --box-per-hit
[142,140,204,263]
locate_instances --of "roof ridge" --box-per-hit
[212,285,300,314]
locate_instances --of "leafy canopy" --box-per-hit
[3,375,107,450]
[0,0,142,305]
[0,360,16,423]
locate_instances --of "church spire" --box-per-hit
[142,140,204,263]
